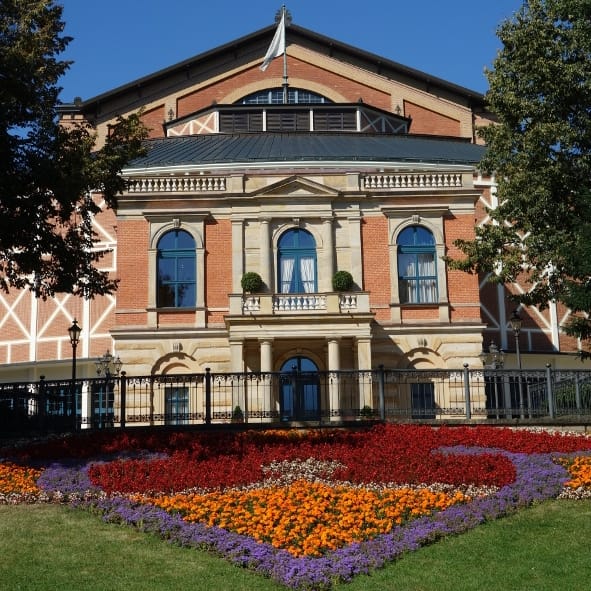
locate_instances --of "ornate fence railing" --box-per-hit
[1,366,591,436]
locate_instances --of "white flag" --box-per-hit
[260,12,285,71]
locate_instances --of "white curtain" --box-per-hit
[402,256,414,302]
[400,253,437,303]
[417,254,437,302]
[300,257,315,293]
[281,258,295,293]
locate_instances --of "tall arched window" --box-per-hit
[278,229,317,293]
[397,226,438,304]
[157,230,196,308]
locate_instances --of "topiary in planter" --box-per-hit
[240,271,263,293]
[231,405,244,423]
[360,405,375,419]
[332,270,354,292]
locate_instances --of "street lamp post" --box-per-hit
[510,309,526,418]
[68,319,82,430]
[95,351,122,428]
[480,341,504,419]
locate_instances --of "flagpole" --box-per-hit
[281,5,288,104]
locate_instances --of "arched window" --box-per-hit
[278,229,317,293]
[157,230,196,308]
[397,226,438,304]
[237,88,331,105]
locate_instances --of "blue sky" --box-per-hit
[58,1,523,103]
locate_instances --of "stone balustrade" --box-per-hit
[362,172,463,189]
[229,292,369,315]
[127,175,227,193]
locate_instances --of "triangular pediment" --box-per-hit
[252,176,340,198]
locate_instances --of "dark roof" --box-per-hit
[126,133,486,170]
[62,24,486,114]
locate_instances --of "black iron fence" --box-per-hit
[1,366,591,436]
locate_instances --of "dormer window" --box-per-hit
[167,98,410,136]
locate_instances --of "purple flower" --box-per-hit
[37,461,97,494]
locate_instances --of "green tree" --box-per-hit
[0,0,147,299]
[449,0,591,350]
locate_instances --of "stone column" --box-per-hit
[260,339,273,372]
[229,339,246,420]
[260,218,272,290]
[356,337,373,409]
[259,338,274,420]
[348,215,363,288]
[231,219,244,293]
[321,217,335,292]
[328,338,340,421]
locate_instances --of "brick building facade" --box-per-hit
[0,19,585,398]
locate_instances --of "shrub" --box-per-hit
[332,270,354,291]
[240,272,263,293]
[231,405,244,423]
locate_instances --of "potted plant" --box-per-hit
[332,270,354,292]
[231,405,244,423]
[360,405,374,419]
[240,271,264,293]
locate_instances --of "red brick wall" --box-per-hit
[404,101,461,136]
[157,311,195,326]
[401,307,439,322]
[361,216,391,321]
[12,342,30,363]
[115,219,149,322]
[444,214,480,318]
[141,105,165,139]
[37,341,59,361]
[177,57,391,118]
[205,218,232,317]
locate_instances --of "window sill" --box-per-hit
[148,307,198,313]
[399,302,440,308]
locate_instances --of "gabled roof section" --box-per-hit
[124,133,486,172]
[253,175,340,198]
[60,23,486,119]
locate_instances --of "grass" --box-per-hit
[1,500,590,590]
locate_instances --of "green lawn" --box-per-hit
[1,500,590,591]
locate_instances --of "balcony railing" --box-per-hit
[362,172,463,190]
[127,175,227,193]
[231,292,370,315]
[2,367,591,436]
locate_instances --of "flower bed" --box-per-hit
[2,424,591,589]
[135,479,471,557]
[0,462,41,498]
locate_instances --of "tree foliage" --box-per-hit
[449,0,591,348]
[0,0,147,299]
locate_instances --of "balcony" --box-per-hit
[228,292,370,316]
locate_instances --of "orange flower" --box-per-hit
[0,462,42,495]
[137,479,470,557]
[560,456,591,489]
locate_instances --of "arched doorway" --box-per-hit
[279,357,320,421]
